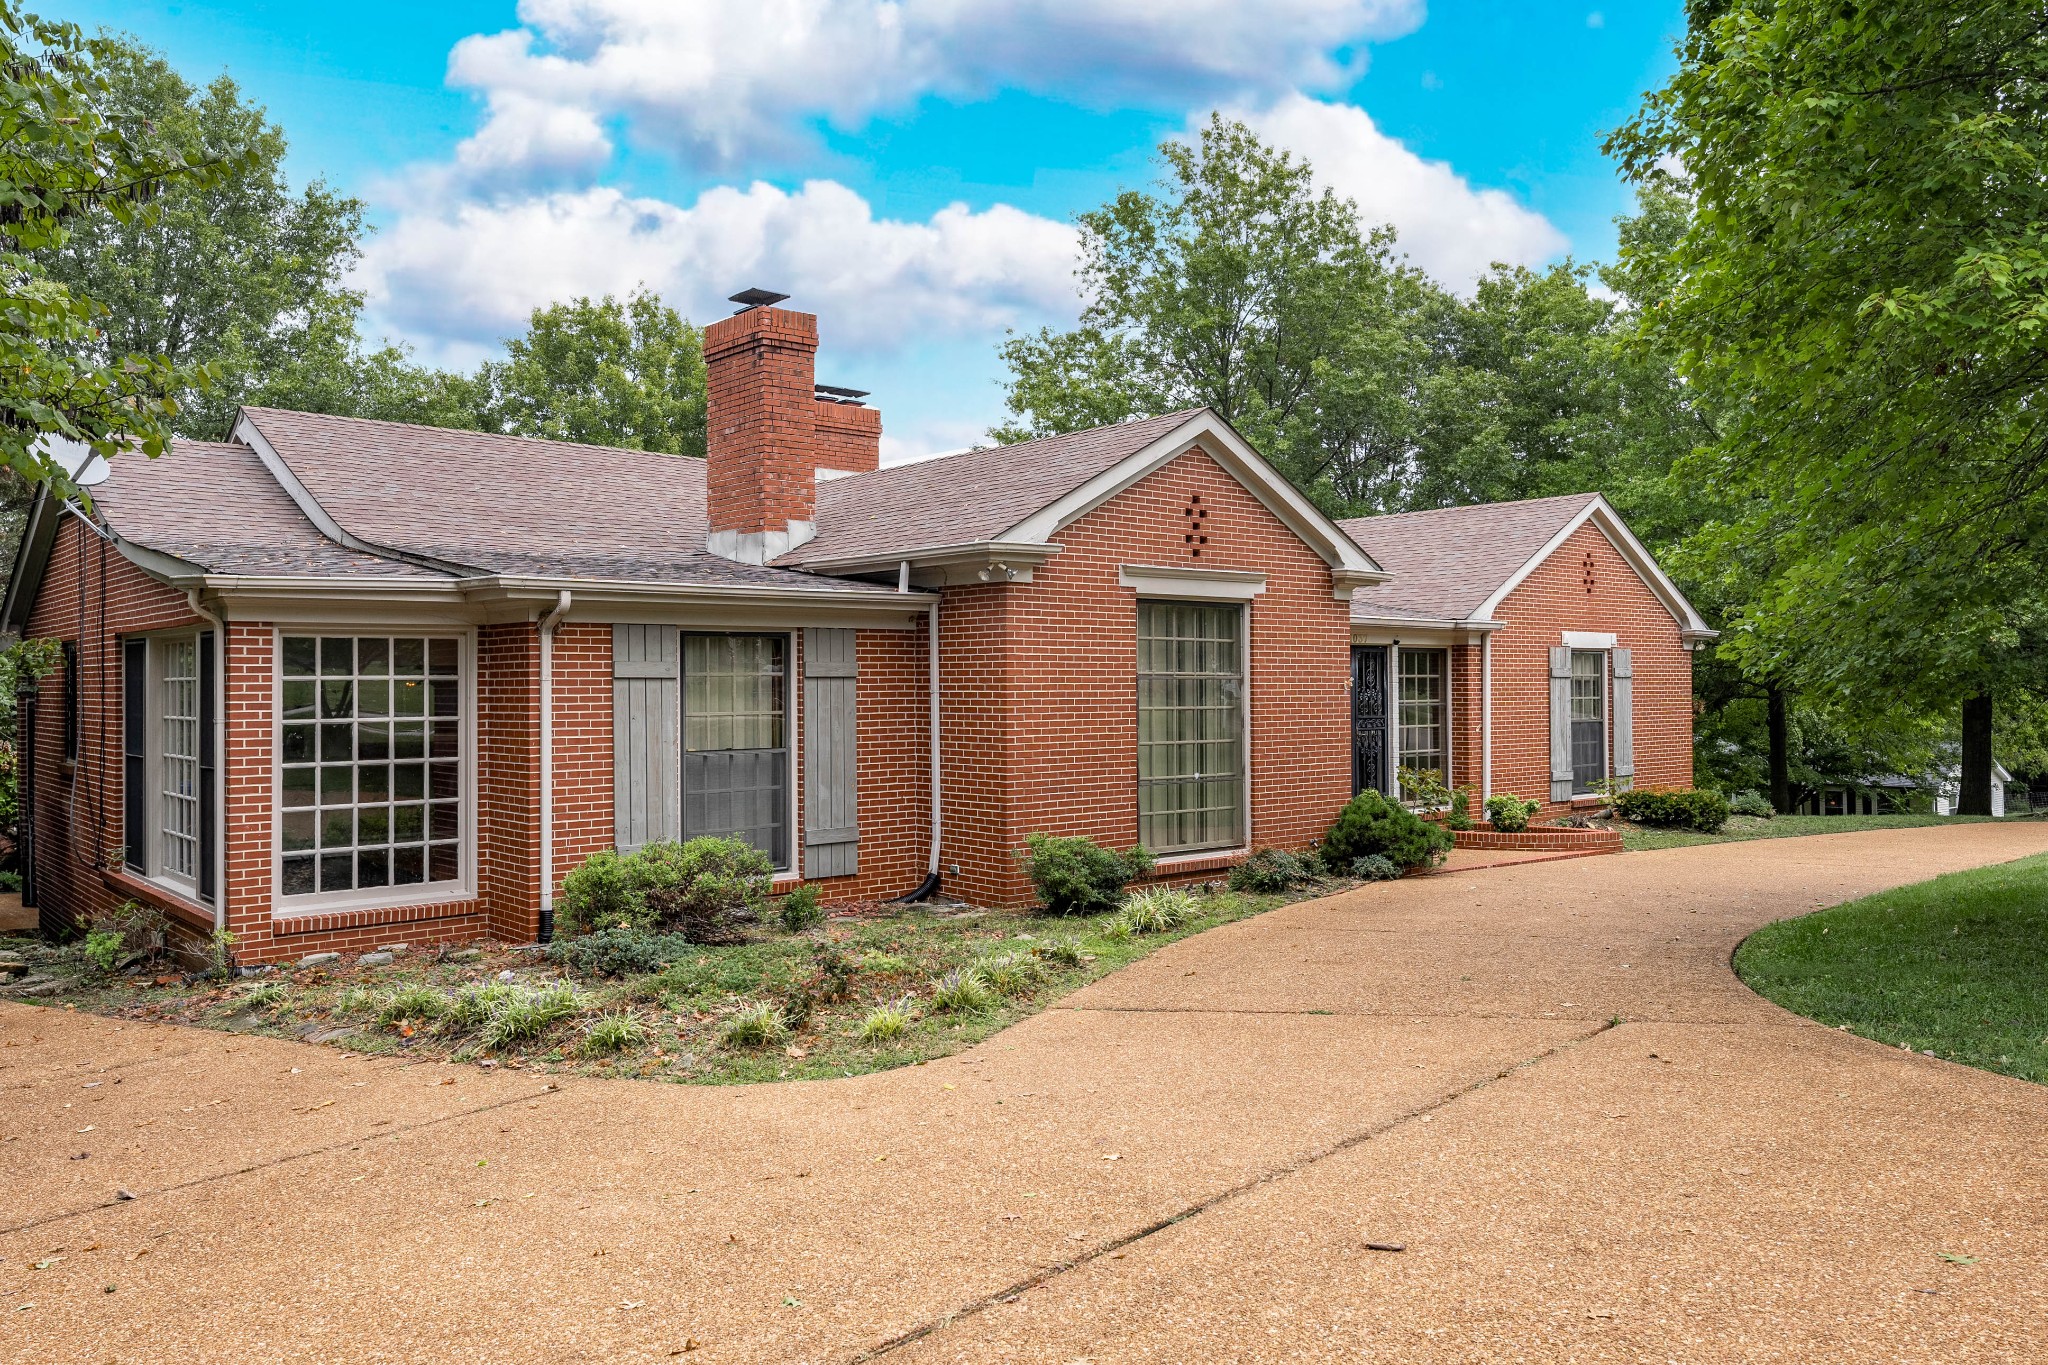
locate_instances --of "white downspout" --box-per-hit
[184,589,228,932]
[926,595,941,880]
[537,590,571,940]
[1480,631,1493,804]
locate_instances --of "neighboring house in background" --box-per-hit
[1793,775,1923,817]
[1,293,1712,963]
[1933,761,2009,818]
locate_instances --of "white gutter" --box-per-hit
[537,589,571,939]
[1480,631,1493,804]
[184,588,229,931]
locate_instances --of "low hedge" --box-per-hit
[1610,786,1730,833]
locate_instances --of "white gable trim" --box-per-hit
[1000,411,1387,599]
[1471,495,1715,639]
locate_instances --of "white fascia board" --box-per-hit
[793,540,1061,578]
[1471,495,1714,636]
[1561,630,1618,649]
[1351,615,1501,636]
[999,412,1388,586]
[1119,564,1267,600]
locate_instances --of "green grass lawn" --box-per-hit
[1622,812,1999,852]
[1734,852,2048,1084]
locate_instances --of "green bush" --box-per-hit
[1483,793,1540,833]
[1611,786,1731,833]
[1351,854,1402,882]
[1322,790,1453,871]
[544,926,696,978]
[1728,789,1776,820]
[1019,833,1154,915]
[777,884,825,932]
[82,928,124,973]
[1227,847,1315,893]
[555,838,771,942]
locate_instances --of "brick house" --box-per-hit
[1,293,1711,962]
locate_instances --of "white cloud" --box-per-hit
[1226,94,1569,289]
[357,179,1082,356]
[449,0,1425,171]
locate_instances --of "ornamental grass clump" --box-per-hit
[930,966,997,1014]
[718,1000,790,1048]
[976,951,1041,998]
[475,982,585,1050]
[376,984,446,1025]
[581,1011,646,1055]
[440,981,517,1034]
[1029,935,1086,967]
[1114,886,1199,935]
[853,997,916,1044]
[241,982,289,1011]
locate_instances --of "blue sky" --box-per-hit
[64,0,1684,458]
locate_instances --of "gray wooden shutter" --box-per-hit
[802,628,859,878]
[1611,647,1633,788]
[1548,646,1574,803]
[613,624,679,854]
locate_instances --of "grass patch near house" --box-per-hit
[1734,853,2048,1085]
[1621,812,2000,852]
[0,886,1305,1085]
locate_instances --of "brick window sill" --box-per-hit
[268,894,485,940]
[103,868,215,933]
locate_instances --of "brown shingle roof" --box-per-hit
[782,409,1207,566]
[238,408,884,592]
[1338,492,1600,622]
[93,439,446,579]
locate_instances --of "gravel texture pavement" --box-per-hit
[3,822,2045,1363]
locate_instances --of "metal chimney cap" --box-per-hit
[728,287,791,312]
[814,383,870,401]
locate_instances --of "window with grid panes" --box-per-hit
[1570,649,1606,793]
[155,636,200,885]
[1136,601,1245,854]
[681,633,789,866]
[1396,648,1445,798]
[279,635,462,898]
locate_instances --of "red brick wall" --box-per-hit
[934,444,1353,906]
[477,622,540,941]
[21,518,203,939]
[547,622,613,902]
[812,401,880,474]
[1485,521,1695,817]
[1449,640,1483,794]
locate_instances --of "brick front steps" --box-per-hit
[1452,825,1623,855]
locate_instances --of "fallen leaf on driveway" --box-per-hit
[1939,1252,1978,1265]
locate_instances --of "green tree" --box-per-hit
[482,290,706,454]
[997,115,1441,515]
[1608,0,2048,812]
[0,6,232,495]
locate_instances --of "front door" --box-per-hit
[1351,645,1388,797]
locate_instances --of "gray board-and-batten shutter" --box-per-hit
[613,624,679,854]
[802,628,859,878]
[1548,645,1575,804]
[1611,647,1634,788]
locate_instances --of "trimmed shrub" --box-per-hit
[1351,854,1402,882]
[777,884,825,932]
[1611,786,1731,833]
[1227,847,1315,894]
[556,838,771,942]
[544,927,696,978]
[1728,789,1776,820]
[1322,790,1453,871]
[1483,793,1540,833]
[1020,833,1154,916]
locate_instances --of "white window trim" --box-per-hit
[270,627,478,920]
[1394,646,1450,802]
[1568,647,1609,797]
[135,628,203,899]
[673,628,799,874]
[1120,564,1267,601]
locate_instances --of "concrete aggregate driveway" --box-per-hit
[4,824,2046,1363]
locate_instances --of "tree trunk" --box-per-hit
[1959,693,1994,816]
[1766,685,1792,814]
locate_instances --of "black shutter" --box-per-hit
[197,630,216,904]
[123,638,147,873]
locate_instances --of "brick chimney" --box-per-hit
[704,292,821,563]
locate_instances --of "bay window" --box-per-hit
[279,634,464,901]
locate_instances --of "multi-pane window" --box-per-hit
[156,637,200,884]
[681,634,788,866]
[1397,648,1446,797]
[280,635,461,898]
[1570,649,1606,794]
[1137,601,1245,854]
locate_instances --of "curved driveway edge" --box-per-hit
[5,823,2046,1363]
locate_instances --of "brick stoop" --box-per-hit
[1453,825,1623,855]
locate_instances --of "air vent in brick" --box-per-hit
[1184,492,1209,558]
[1582,551,1598,593]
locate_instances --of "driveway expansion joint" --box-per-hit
[843,1018,1619,1363]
